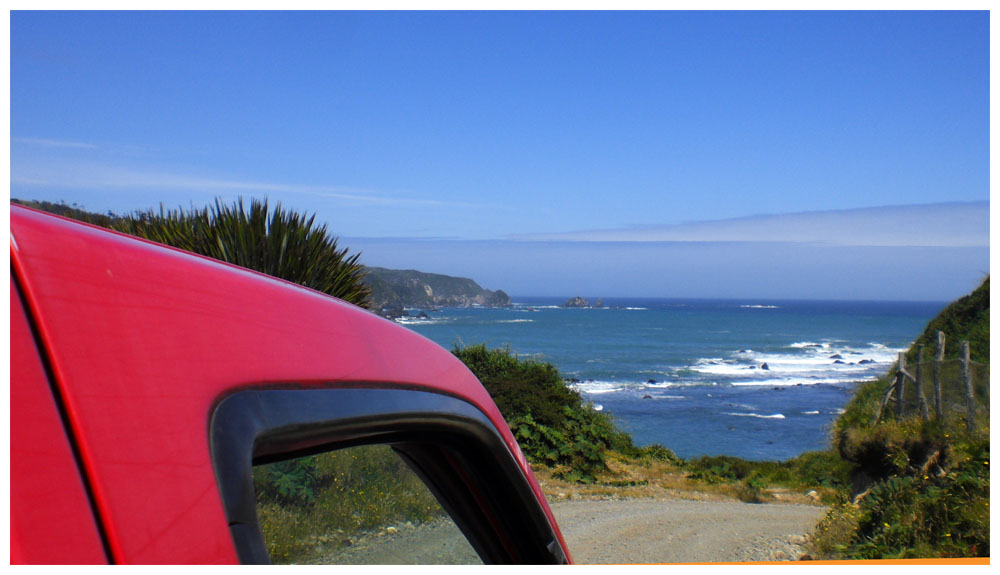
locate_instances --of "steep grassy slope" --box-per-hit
[811,277,990,559]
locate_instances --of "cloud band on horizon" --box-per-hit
[509,202,988,248]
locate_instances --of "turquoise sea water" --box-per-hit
[399,298,945,461]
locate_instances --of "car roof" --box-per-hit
[11,205,544,563]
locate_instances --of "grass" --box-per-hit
[809,432,989,559]
[254,444,444,564]
[805,277,990,560]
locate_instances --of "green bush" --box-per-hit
[783,451,852,491]
[452,344,583,430]
[685,455,756,484]
[111,197,371,307]
[254,457,322,508]
[454,344,661,482]
[736,474,772,504]
[845,441,989,559]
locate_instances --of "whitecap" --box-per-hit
[790,341,827,349]
[803,410,821,415]
[395,317,444,325]
[724,412,786,419]
[569,380,625,395]
[496,319,534,324]
[740,304,780,309]
[641,381,676,389]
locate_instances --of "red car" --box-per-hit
[10,205,571,564]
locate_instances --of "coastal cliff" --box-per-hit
[363,266,510,318]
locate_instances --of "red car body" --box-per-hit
[10,205,571,564]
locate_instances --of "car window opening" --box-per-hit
[253,444,483,565]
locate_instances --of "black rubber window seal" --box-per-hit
[209,387,568,565]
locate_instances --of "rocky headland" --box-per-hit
[363,267,511,320]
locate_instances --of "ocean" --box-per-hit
[398,298,946,461]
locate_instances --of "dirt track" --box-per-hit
[549,499,826,564]
[323,498,827,564]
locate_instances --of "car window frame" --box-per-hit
[209,387,569,565]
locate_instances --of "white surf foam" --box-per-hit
[689,339,905,387]
[569,381,625,394]
[395,317,447,326]
[724,412,786,419]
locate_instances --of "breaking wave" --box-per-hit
[724,412,786,419]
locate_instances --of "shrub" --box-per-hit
[452,344,583,430]
[847,442,989,559]
[254,457,322,508]
[454,344,646,483]
[784,451,852,491]
[685,455,756,484]
[110,197,371,307]
[735,474,772,504]
[254,445,444,564]
[810,502,863,557]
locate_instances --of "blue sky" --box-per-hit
[10,11,990,300]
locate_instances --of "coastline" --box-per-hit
[400,297,942,461]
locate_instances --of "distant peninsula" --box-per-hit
[363,266,511,320]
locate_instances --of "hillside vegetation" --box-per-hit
[809,277,990,559]
[454,280,990,560]
[453,344,676,483]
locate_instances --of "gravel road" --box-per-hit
[321,498,827,564]
[549,499,826,564]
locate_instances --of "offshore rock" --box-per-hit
[563,296,590,308]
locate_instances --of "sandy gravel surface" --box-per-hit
[549,498,826,564]
[319,498,826,564]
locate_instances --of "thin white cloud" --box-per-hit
[13,137,98,149]
[512,202,989,248]
[11,159,485,209]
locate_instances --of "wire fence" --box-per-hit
[874,335,989,432]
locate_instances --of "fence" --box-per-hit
[873,332,990,432]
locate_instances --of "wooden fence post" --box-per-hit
[895,352,907,418]
[915,344,930,420]
[933,331,945,420]
[962,341,974,433]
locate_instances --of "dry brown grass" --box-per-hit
[531,454,819,505]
